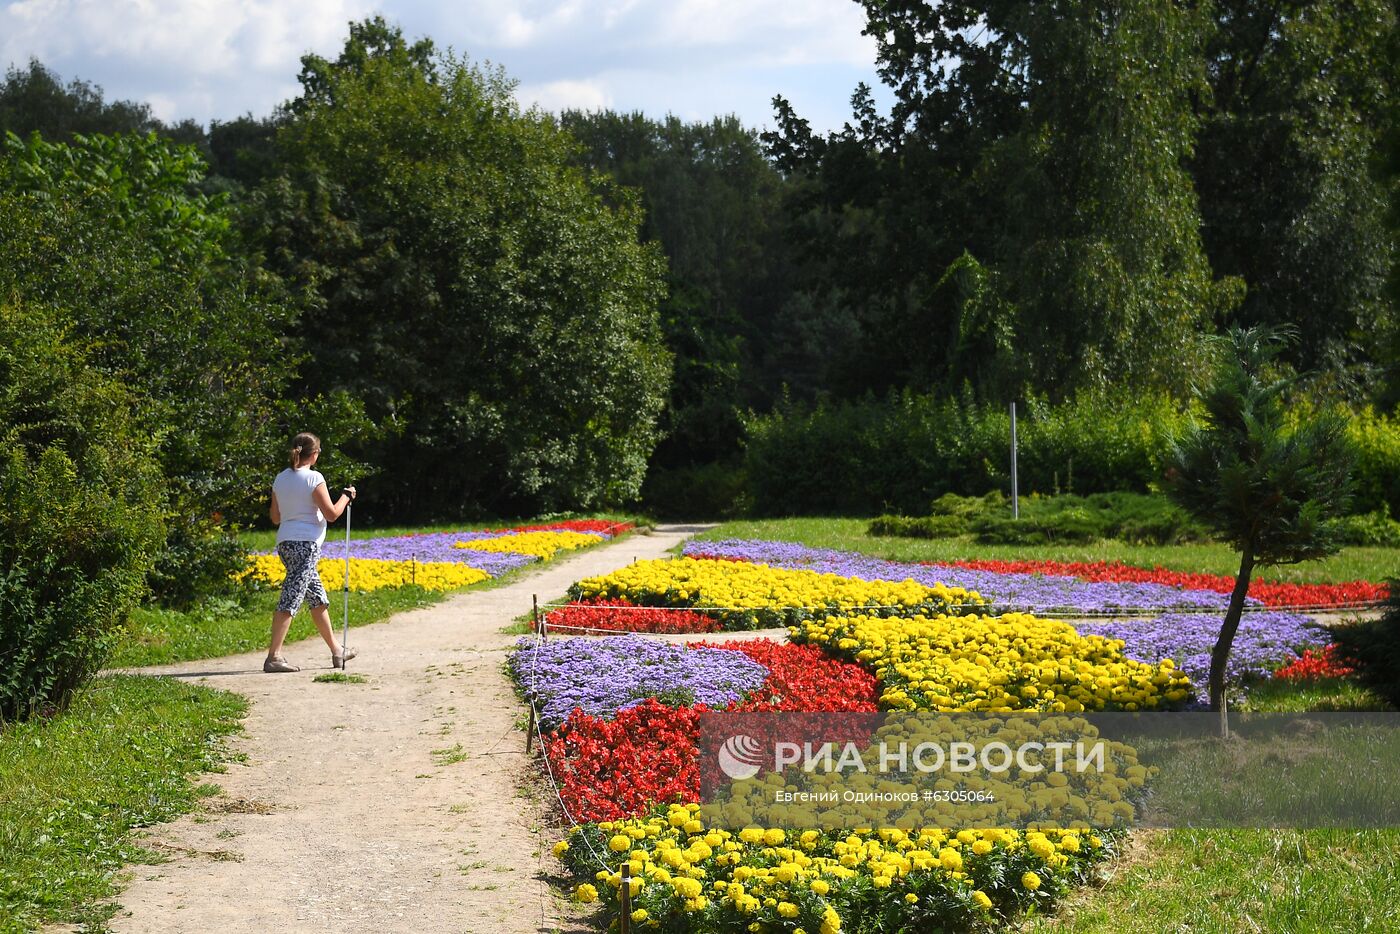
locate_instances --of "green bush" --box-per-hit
[0,304,164,720]
[744,391,1187,516]
[868,514,971,538]
[1336,508,1400,547]
[870,491,1213,546]
[743,391,1400,518]
[1330,586,1400,710]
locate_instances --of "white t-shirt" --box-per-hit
[273,467,328,545]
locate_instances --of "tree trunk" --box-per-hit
[1210,547,1255,738]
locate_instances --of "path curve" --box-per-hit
[110,524,712,934]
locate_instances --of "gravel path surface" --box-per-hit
[109,524,713,934]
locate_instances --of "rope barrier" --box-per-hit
[523,602,614,877]
[538,599,1384,620]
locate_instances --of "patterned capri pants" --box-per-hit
[276,540,331,614]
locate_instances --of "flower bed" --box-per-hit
[1274,644,1355,680]
[544,597,723,635]
[530,639,880,822]
[571,557,987,630]
[454,529,604,559]
[796,612,1194,712]
[558,807,1109,932]
[510,635,770,730]
[240,553,489,592]
[241,520,632,594]
[947,558,1387,608]
[684,540,1243,615]
[1075,612,1326,698]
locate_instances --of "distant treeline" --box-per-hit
[2,1,1398,531]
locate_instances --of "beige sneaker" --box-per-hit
[264,656,300,673]
[331,648,358,669]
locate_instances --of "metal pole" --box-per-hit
[341,501,352,667]
[1010,402,1020,519]
[534,594,542,639]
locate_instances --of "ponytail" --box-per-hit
[288,431,321,468]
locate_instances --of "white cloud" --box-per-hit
[0,0,888,133]
[0,0,372,122]
[517,77,611,113]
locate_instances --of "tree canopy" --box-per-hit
[252,19,671,518]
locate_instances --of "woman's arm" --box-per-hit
[312,482,355,522]
[270,491,281,525]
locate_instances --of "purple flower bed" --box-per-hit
[319,531,538,576]
[1077,612,1328,699]
[685,539,1246,614]
[510,634,769,729]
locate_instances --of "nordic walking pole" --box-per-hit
[341,500,352,670]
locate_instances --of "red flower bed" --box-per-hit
[1274,644,1356,680]
[542,641,879,821]
[702,639,881,713]
[945,558,1387,609]
[500,519,635,536]
[546,699,700,822]
[544,597,721,634]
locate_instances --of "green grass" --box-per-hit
[699,519,1400,933]
[697,518,1397,583]
[1020,828,1400,933]
[115,585,444,668]
[0,675,245,932]
[312,672,368,684]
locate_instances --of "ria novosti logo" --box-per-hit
[717,734,766,780]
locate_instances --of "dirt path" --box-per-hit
[110,524,713,934]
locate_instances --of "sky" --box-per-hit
[0,0,895,135]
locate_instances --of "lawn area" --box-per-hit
[696,518,1398,584]
[692,518,1400,933]
[0,676,245,932]
[114,585,445,668]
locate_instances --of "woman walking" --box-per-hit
[265,432,358,673]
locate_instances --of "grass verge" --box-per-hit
[0,675,246,932]
[696,518,1397,583]
[115,585,442,668]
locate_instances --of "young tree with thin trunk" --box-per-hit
[1165,328,1353,733]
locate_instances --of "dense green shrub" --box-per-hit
[868,514,971,539]
[745,391,1400,517]
[1336,508,1400,547]
[1330,585,1400,710]
[0,304,165,720]
[868,492,1214,546]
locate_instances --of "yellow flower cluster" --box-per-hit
[797,612,1193,712]
[453,530,603,559]
[571,558,986,630]
[560,804,1105,929]
[240,554,488,593]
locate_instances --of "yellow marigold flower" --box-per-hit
[574,883,598,903]
[552,840,569,858]
[631,909,648,923]
[938,848,963,872]
[810,878,830,895]
[971,840,993,856]
[778,902,800,918]
[608,834,632,853]
[1021,871,1042,891]
[972,889,993,910]
[904,893,919,904]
